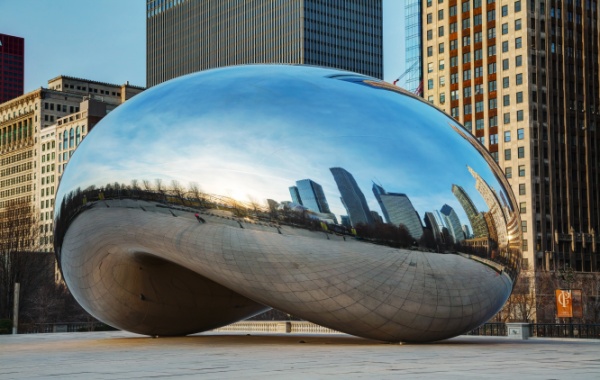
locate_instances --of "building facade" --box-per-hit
[405,0,424,94]
[0,33,24,103]
[0,76,143,256]
[422,0,600,278]
[146,0,383,86]
[330,167,373,227]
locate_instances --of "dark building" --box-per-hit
[330,167,373,227]
[146,0,383,86]
[0,33,24,103]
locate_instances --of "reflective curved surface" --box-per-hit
[55,65,521,342]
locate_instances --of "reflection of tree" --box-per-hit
[354,222,415,248]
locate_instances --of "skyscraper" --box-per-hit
[146,0,383,86]
[330,167,373,227]
[422,1,600,274]
[292,179,331,214]
[404,0,423,94]
[0,33,24,103]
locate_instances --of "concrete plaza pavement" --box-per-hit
[1,331,599,379]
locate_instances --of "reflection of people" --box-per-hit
[195,213,205,223]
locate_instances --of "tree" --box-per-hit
[0,199,52,322]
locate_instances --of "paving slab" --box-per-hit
[1,331,599,379]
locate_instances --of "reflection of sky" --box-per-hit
[56,65,511,231]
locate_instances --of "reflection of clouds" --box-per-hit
[57,65,514,233]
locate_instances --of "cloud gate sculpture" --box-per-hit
[54,65,521,343]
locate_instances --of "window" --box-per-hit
[515,1,521,12]
[428,46,433,57]
[487,9,495,21]
[519,184,526,195]
[439,26,444,37]
[516,73,523,85]
[474,14,482,26]
[515,19,522,30]
[451,107,459,117]
[491,151,499,162]
[462,1,470,12]
[477,136,485,144]
[502,59,509,70]
[450,22,458,33]
[516,55,523,66]
[475,66,483,78]
[505,149,511,160]
[475,84,483,94]
[428,95,435,103]
[464,121,472,131]
[464,104,472,114]
[451,90,460,100]
[451,73,459,84]
[488,45,496,56]
[489,115,498,127]
[489,98,497,109]
[476,100,484,113]
[464,86,472,97]
[516,91,523,103]
[502,41,509,52]
[439,59,445,70]
[489,80,497,92]
[463,52,471,63]
[517,128,524,139]
[506,167,512,178]
[503,95,510,106]
[427,30,433,40]
[503,76,509,88]
[476,119,485,129]
[490,134,498,144]
[439,43,445,53]
[518,165,525,176]
[487,27,496,39]
[463,18,471,29]
[502,23,509,34]
[440,92,446,103]
[450,5,457,16]
[428,62,434,73]
[450,39,458,50]
[520,201,526,213]
[515,37,522,49]
[521,220,527,232]
[504,131,511,143]
[438,9,444,20]
[450,56,458,67]
[504,112,510,124]
[427,13,433,23]
[463,36,471,46]
[428,79,434,89]
[488,62,497,74]
[474,32,483,43]
[439,76,445,86]
[518,146,525,158]
[464,69,471,80]
[502,5,508,16]
[517,110,524,121]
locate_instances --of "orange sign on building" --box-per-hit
[555,289,573,318]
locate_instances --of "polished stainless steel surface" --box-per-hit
[54,65,521,342]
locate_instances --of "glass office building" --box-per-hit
[146,0,383,86]
[404,0,422,95]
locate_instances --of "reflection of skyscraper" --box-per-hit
[440,204,465,243]
[467,166,512,246]
[451,184,489,238]
[373,184,423,239]
[289,186,302,205]
[330,167,373,227]
[372,183,391,222]
[424,212,442,242]
[293,179,331,214]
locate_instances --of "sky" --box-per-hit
[0,0,405,92]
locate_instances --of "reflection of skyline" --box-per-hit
[289,179,331,214]
[468,166,508,246]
